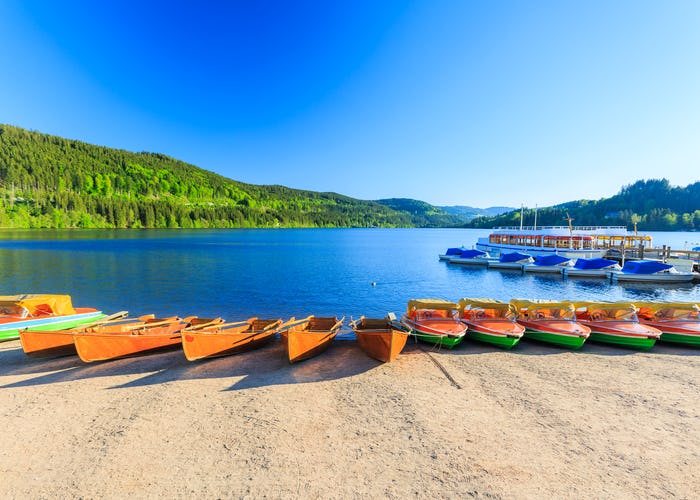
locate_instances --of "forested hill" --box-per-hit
[374,198,465,227]
[0,125,466,229]
[466,179,700,231]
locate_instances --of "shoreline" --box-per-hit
[1,337,698,498]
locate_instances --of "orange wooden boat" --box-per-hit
[181,317,287,361]
[73,316,221,362]
[19,311,129,358]
[280,316,344,363]
[350,316,409,362]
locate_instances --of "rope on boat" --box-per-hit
[418,346,462,390]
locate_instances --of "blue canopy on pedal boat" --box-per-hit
[621,260,673,274]
[572,258,618,270]
[499,252,532,263]
[533,254,570,266]
[457,249,487,259]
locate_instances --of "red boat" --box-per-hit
[458,298,524,349]
[575,302,661,350]
[635,302,700,347]
[511,299,590,349]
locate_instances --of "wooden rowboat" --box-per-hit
[73,316,222,362]
[19,311,129,358]
[181,317,287,361]
[350,316,409,362]
[280,316,344,363]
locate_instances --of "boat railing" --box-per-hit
[494,226,629,231]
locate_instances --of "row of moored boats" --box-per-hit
[1,295,699,367]
[1,294,402,363]
[440,248,699,282]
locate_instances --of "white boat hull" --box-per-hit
[523,265,567,274]
[564,268,612,278]
[488,261,526,270]
[611,272,696,283]
[448,257,495,266]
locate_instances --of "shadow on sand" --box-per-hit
[0,338,383,391]
[2,334,697,391]
[441,336,700,357]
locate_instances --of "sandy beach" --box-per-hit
[1,337,698,499]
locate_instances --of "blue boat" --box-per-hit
[523,254,572,274]
[488,252,534,270]
[611,260,695,283]
[438,247,466,261]
[448,249,494,266]
[564,258,621,278]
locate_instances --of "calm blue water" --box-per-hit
[0,229,698,320]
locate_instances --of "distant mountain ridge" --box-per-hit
[438,205,514,221]
[374,198,466,227]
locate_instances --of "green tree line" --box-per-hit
[467,179,700,231]
[0,125,461,229]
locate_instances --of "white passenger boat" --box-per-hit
[564,258,621,278]
[476,226,651,259]
[610,260,696,283]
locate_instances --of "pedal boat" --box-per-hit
[635,302,700,347]
[0,294,104,342]
[574,302,661,350]
[401,299,467,349]
[458,298,524,349]
[511,299,590,349]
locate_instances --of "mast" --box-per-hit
[519,204,524,231]
[534,204,538,231]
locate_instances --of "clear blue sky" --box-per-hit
[1,1,699,208]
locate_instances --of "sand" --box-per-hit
[0,337,698,499]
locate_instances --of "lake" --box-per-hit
[0,228,698,320]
